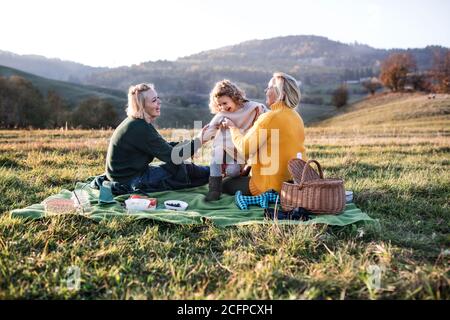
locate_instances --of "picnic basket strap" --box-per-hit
[299,159,324,188]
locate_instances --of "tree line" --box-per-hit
[331,49,450,108]
[0,75,120,129]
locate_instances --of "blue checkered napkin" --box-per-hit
[235,190,268,210]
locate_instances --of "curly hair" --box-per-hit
[209,80,248,114]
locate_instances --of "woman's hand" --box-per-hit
[221,118,237,129]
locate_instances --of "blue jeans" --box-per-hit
[129,164,210,192]
[130,165,172,189]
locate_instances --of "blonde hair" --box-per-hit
[270,72,301,108]
[126,83,155,119]
[209,80,248,114]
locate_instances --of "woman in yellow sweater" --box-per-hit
[221,72,307,195]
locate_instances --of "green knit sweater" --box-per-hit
[105,117,200,183]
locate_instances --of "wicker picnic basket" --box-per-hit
[280,159,345,215]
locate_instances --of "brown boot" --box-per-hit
[205,176,222,202]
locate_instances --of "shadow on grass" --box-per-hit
[354,186,449,259]
[0,176,47,213]
[0,157,28,170]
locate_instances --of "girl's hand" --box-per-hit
[221,118,237,129]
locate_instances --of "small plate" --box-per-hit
[164,200,188,211]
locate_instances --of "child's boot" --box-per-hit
[205,176,222,202]
[235,191,268,210]
[263,189,279,205]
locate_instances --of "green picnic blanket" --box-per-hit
[10,182,377,228]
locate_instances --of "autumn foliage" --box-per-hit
[380,53,417,92]
[432,50,450,93]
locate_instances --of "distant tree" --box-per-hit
[361,77,382,95]
[72,98,119,129]
[0,76,13,127]
[380,53,417,91]
[5,76,49,128]
[432,49,450,93]
[332,84,349,108]
[408,73,432,92]
[46,90,70,128]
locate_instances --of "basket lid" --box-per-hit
[288,159,322,184]
[301,178,344,186]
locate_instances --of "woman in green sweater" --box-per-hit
[105,83,209,193]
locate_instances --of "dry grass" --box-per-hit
[0,93,449,299]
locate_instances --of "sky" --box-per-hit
[1,0,450,67]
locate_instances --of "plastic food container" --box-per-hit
[44,198,77,215]
[164,200,188,211]
[125,198,157,212]
[71,190,92,213]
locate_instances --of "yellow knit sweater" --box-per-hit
[230,101,307,195]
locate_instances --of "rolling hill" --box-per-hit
[313,92,450,131]
[179,35,445,71]
[84,36,447,94]
[0,64,127,109]
[0,49,106,82]
[2,36,446,99]
[2,36,447,129]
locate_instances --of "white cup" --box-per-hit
[345,191,353,203]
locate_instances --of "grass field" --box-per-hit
[0,93,449,299]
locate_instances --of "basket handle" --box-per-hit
[299,159,324,188]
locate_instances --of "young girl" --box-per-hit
[199,80,267,201]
